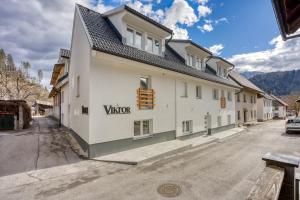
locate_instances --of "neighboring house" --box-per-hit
[257,93,274,121]
[65,4,241,158]
[229,71,263,125]
[270,94,288,119]
[49,49,71,128]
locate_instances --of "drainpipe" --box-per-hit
[59,90,62,127]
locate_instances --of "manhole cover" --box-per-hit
[157,183,182,198]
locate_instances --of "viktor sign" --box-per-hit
[103,105,131,115]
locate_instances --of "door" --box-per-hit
[244,110,247,123]
[0,114,14,130]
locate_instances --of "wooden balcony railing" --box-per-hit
[137,88,155,109]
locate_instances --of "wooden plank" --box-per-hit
[246,165,285,200]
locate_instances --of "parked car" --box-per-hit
[286,117,300,133]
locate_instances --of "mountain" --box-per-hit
[240,71,265,79]
[249,69,300,96]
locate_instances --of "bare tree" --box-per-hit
[6,54,16,71]
[282,91,300,116]
[21,61,31,77]
[37,69,43,84]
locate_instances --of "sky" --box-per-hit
[0,0,300,88]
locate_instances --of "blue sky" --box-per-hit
[0,0,299,87]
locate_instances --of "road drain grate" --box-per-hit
[157,183,182,198]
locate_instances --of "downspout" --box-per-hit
[59,90,62,127]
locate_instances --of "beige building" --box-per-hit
[49,49,70,127]
[229,71,263,125]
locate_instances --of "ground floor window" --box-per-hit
[217,116,222,127]
[134,120,152,137]
[182,120,193,134]
[227,115,231,125]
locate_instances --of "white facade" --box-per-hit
[235,91,258,124]
[66,5,239,157]
[257,96,273,121]
[273,106,287,119]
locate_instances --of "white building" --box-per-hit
[229,71,263,125]
[257,93,274,121]
[270,94,288,119]
[63,4,241,158]
[49,49,70,128]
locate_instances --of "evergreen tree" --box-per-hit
[6,54,16,71]
[0,49,6,70]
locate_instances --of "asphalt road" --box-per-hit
[1,120,300,200]
[0,116,81,177]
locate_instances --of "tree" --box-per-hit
[282,91,300,116]
[0,49,6,70]
[6,54,16,71]
[37,69,43,84]
[21,61,31,77]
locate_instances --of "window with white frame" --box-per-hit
[196,85,202,99]
[227,91,232,101]
[146,37,160,55]
[126,28,142,50]
[76,76,80,97]
[181,82,188,97]
[213,89,219,100]
[217,116,222,127]
[134,120,152,137]
[217,66,221,76]
[196,58,201,69]
[223,68,227,78]
[140,76,151,90]
[227,115,231,125]
[61,91,64,103]
[221,90,225,97]
[182,120,193,134]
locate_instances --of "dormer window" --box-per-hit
[126,28,142,49]
[146,37,160,55]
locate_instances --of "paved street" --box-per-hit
[1,120,300,200]
[0,116,81,177]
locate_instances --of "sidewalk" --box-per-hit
[94,127,246,165]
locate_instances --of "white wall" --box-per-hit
[60,84,69,128]
[235,91,258,124]
[257,98,273,121]
[69,7,91,143]
[88,52,236,144]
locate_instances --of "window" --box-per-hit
[223,69,227,78]
[217,116,222,127]
[61,91,64,103]
[254,96,256,103]
[196,85,202,99]
[191,55,195,67]
[221,90,225,97]
[213,89,219,100]
[140,77,150,90]
[126,28,134,47]
[237,111,241,120]
[126,28,142,50]
[227,115,231,125]
[146,37,153,52]
[237,93,240,102]
[182,120,193,134]
[187,54,193,66]
[251,110,253,118]
[181,82,188,97]
[76,76,80,97]
[243,94,246,102]
[135,32,142,49]
[134,120,152,137]
[153,40,160,55]
[227,91,232,101]
[196,58,200,69]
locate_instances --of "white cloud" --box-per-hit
[197,5,212,18]
[197,0,208,5]
[198,23,213,32]
[228,32,300,72]
[209,44,224,55]
[215,17,228,24]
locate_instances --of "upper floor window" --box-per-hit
[227,91,232,101]
[196,85,202,99]
[140,76,151,90]
[181,82,188,98]
[223,68,228,78]
[147,37,160,55]
[243,94,246,102]
[126,28,142,50]
[213,89,219,100]
[237,93,240,102]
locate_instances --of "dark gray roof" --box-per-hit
[77,4,241,89]
[229,71,263,93]
[60,48,71,58]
